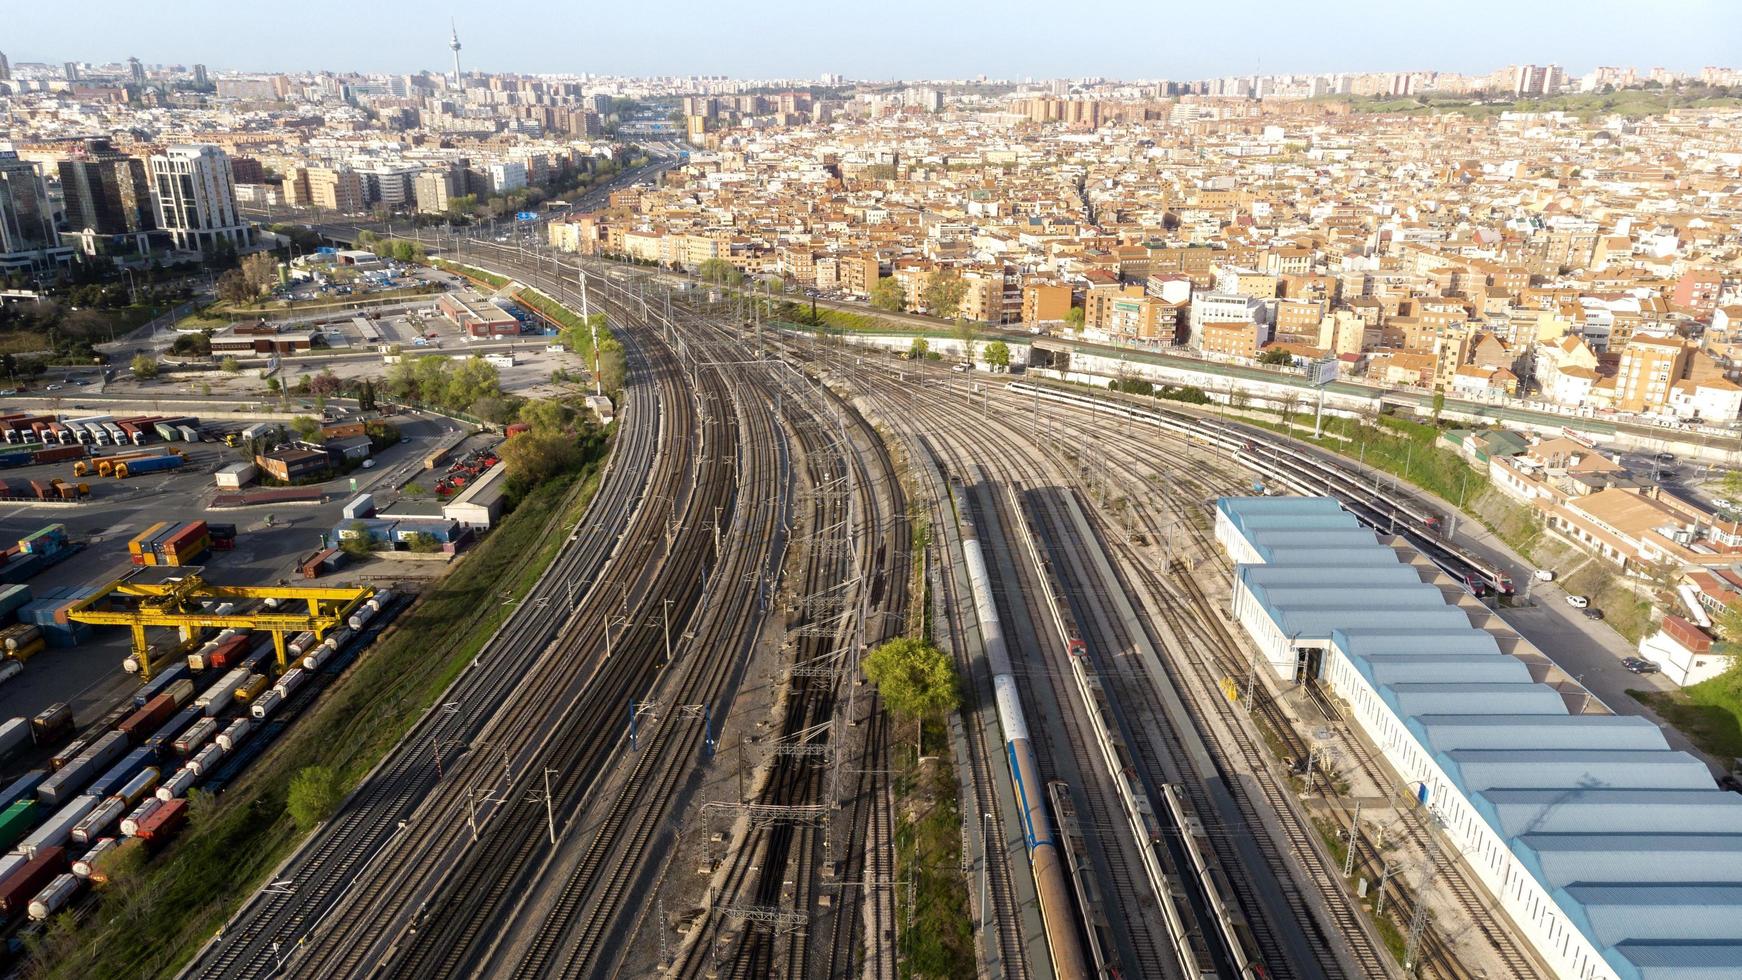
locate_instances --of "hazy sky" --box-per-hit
[9,0,1739,80]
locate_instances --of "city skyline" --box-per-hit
[6,0,1741,81]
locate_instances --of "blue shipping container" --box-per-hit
[134,663,191,707]
[124,455,185,475]
[0,771,47,812]
[88,747,157,799]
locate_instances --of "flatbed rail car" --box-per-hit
[1047,780,1121,978]
[1009,382,1515,596]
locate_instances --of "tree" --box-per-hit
[403,532,442,553]
[1718,469,1742,508]
[1431,390,1447,423]
[290,415,323,441]
[869,277,905,313]
[864,638,959,743]
[216,268,255,306]
[130,354,159,379]
[499,430,583,488]
[596,347,626,395]
[908,336,930,360]
[923,270,968,320]
[241,251,278,296]
[952,317,979,363]
[1064,306,1085,333]
[697,258,743,287]
[985,340,1011,372]
[338,522,378,557]
[1257,347,1293,366]
[287,765,342,832]
[519,398,574,433]
[221,356,241,374]
[1716,602,1742,645]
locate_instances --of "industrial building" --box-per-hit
[436,291,520,339]
[1217,496,1742,980]
[442,461,507,529]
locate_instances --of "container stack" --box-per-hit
[17,589,95,648]
[127,521,210,567]
[0,526,82,584]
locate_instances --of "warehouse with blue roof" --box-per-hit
[1217,496,1742,980]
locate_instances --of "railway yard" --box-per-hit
[2,230,1638,980]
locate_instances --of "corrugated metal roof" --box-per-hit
[1473,789,1742,838]
[1219,495,1742,975]
[1227,513,1361,534]
[1514,834,1742,888]
[1334,628,1502,658]
[1254,547,1401,566]
[1362,655,1532,686]
[1563,883,1742,943]
[1382,682,1569,718]
[1237,564,1425,588]
[1439,750,1717,794]
[1410,715,1670,753]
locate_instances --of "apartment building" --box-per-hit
[1614,335,1690,414]
[149,144,247,253]
[1021,282,1072,324]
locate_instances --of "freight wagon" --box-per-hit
[0,846,67,918]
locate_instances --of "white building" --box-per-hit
[1187,292,1270,348]
[1219,495,1742,980]
[487,161,527,194]
[149,145,247,252]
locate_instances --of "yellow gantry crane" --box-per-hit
[63,573,374,680]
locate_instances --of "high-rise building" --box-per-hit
[413,168,459,214]
[128,57,145,85]
[149,145,248,252]
[0,52,11,82]
[63,62,80,82]
[58,138,156,253]
[0,151,72,271]
[193,64,208,86]
[1614,335,1690,413]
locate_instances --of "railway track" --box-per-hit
[182,266,675,980]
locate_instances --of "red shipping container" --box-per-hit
[118,693,178,743]
[205,635,251,671]
[0,846,66,917]
[27,480,50,500]
[136,797,186,845]
[162,521,208,553]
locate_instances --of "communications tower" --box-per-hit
[449,20,463,86]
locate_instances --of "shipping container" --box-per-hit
[18,526,68,555]
[119,798,161,837]
[72,837,117,879]
[155,766,197,802]
[127,522,170,557]
[27,872,80,921]
[0,800,37,852]
[0,717,30,758]
[341,493,376,520]
[186,742,224,777]
[0,772,46,813]
[116,455,185,478]
[233,675,268,704]
[115,768,160,807]
[117,694,177,743]
[134,665,193,708]
[70,797,126,845]
[172,718,217,756]
[135,797,186,845]
[145,706,202,755]
[19,796,98,858]
[272,667,307,699]
[88,747,158,800]
[32,703,72,745]
[214,463,256,489]
[194,667,251,717]
[216,718,251,752]
[249,689,282,720]
[0,846,67,918]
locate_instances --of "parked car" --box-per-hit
[1534,569,1556,583]
[1655,452,1677,463]
[1566,594,1590,608]
[1583,608,1605,621]
[1622,657,1659,674]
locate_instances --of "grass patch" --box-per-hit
[34,443,610,979]
[895,716,974,979]
[1633,666,1742,762]
[433,258,510,290]
[0,331,50,355]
